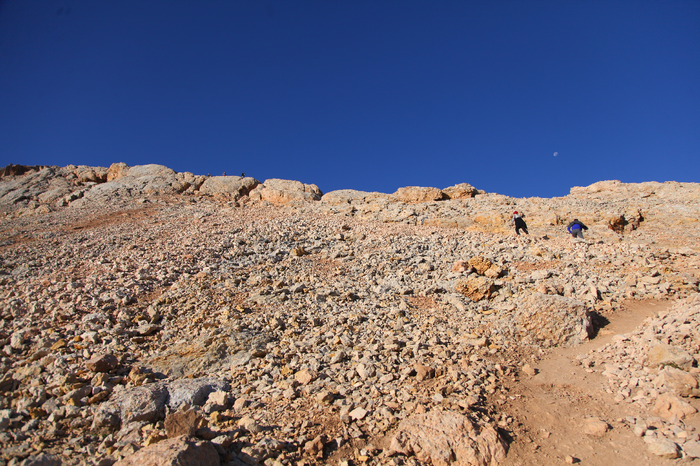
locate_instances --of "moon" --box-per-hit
[553,152,559,157]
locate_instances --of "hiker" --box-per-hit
[511,211,529,235]
[567,218,588,238]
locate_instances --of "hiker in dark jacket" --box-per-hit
[511,211,528,235]
[567,219,588,238]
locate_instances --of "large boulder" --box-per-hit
[388,410,507,466]
[249,179,322,204]
[93,384,168,428]
[92,378,228,429]
[198,176,260,197]
[513,293,593,347]
[114,436,220,466]
[73,165,108,183]
[393,186,445,203]
[107,162,131,181]
[322,189,375,205]
[442,183,482,199]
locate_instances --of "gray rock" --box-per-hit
[166,378,229,410]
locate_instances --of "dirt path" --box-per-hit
[499,299,697,465]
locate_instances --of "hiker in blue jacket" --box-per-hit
[567,219,588,238]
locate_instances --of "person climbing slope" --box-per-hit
[511,211,529,236]
[567,218,588,238]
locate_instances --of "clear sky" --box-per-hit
[1,1,698,198]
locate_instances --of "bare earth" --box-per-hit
[501,299,699,466]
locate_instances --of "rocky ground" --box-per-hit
[0,163,699,466]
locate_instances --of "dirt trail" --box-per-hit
[499,299,697,466]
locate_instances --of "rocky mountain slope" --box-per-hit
[0,163,699,466]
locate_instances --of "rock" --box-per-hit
[455,276,496,302]
[237,416,262,433]
[97,384,168,426]
[442,183,481,199]
[651,392,698,419]
[137,324,162,336]
[415,364,435,381]
[452,261,470,273]
[86,354,119,373]
[249,179,322,204]
[467,257,492,275]
[582,418,609,437]
[521,364,537,377]
[289,247,307,257]
[683,441,700,458]
[393,187,444,203]
[653,366,698,397]
[646,438,680,459]
[198,176,260,198]
[349,407,368,421]
[647,344,694,370]
[164,409,205,438]
[107,162,130,182]
[294,369,318,385]
[113,436,220,466]
[205,391,229,410]
[303,435,326,458]
[483,265,503,279]
[321,190,384,205]
[389,410,507,466]
[514,293,593,347]
[20,454,62,466]
[166,378,229,410]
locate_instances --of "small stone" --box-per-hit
[349,407,368,421]
[164,409,205,438]
[521,364,537,377]
[238,416,262,433]
[86,354,119,373]
[295,369,318,385]
[582,418,609,437]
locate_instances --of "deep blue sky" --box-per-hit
[1,1,698,198]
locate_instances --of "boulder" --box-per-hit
[647,438,680,459]
[455,276,496,302]
[322,189,373,204]
[388,410,507,466]
[653,367,699,397]
[198,176,260,197]
[651,392,697,420]
[107,162,130,182]
[166,378,229,410]
[514,293,593,347]
[113,436,219,466]
[93,383,168,427]
[249,179,322,204]
[80,164,189,203]
[73,165,108,183]
[468,257,492,275]
[647,344,694,370]
[442,183,481,199]
[393,186,444,203]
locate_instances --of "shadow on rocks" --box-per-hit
[587,311,610,339]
